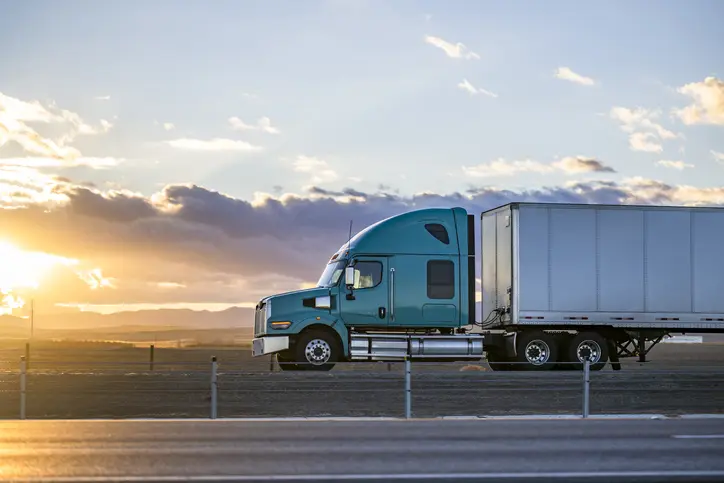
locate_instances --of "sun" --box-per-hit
[0,241,70,291]
[0,241,79,314]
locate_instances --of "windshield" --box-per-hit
[316,260,346,288]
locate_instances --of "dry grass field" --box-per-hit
[0,338,722,419]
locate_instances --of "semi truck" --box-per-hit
[251,202,724,371]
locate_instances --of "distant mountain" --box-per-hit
[0,306,255,336]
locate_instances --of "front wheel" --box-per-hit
[276,353,302,371]
[294,329,340,371]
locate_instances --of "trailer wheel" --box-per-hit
[515,331,559,371]
[294,329,339,371]
[568,332,609,371]
[554,334,576,371]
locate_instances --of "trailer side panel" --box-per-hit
[496,203,724,330]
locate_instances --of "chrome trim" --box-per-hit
[389,268,395,321]
[315,295,331,309]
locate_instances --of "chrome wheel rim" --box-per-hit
[576,340,602,364]
[525,340,551,365]
[305,339,331,365]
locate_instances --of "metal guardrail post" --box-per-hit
[404,356,411,419]
[582,359,590,419]
[150,344,155,371]
[210,356,218,419]
[20,356,27,420]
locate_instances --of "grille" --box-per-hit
[254,302,266,337]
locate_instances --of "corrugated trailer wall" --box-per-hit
[483,203,724,330]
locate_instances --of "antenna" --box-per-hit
[348,219,353,246]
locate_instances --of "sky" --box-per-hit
[0,0,723,318]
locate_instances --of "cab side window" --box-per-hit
[352,261,383,289]
[427,260,455,299]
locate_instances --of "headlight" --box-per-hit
[270,321,291,330]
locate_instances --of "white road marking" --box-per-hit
[673,434,724,439]
[13,470,724,481]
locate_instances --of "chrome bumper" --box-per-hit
[252,336,290,357]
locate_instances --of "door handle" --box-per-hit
[378,307,386,319]
[389,268,395,321]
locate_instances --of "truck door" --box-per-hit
[388,255,459,328]
[340,257,389,327]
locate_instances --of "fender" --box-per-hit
[294,315,350,357]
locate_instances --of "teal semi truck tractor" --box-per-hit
[251,202,724,371]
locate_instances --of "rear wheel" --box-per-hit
[515,330,559,371]
[294,329,340,371]
[485,349,516,371]
[567,332,609,371]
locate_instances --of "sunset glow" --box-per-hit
[1,2,722,324]
[0,241,114,315]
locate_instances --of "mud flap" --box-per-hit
[607,339,621,371]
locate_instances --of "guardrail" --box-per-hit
[2,355,723,420]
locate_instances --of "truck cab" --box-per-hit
[251,207,482,370]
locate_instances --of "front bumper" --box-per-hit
[252,336,290,357]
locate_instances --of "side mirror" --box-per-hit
[344,266,355,287]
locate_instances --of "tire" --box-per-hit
[485,349,517,371]
[554,334,577,371]
[515,330,559,371]
[567,332,609,371]
[276,353,302,371]
[294,329,340,371]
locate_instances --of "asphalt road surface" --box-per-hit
[1,419,724,482]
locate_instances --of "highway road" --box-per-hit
[0,419,724,482]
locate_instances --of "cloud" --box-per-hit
[293,155,338,184]
[424,35,480,60]
[675,76,724,125]
[457,79,497,98]
[552,156,615,173]
[713,150,724,164]
[228,116,280,134]
[610,107,678,153]
[4,174,724,311]
[656,160,694,170]
[163,122,175,131]
[76,267,115,290]
[463,156,615,177]
[629,132,663,153]
[165,138,263,152]
[554,67,595,86]
[0,91,112,161]
[463,159,555,177]
[94,95,111,101]
[0,157,122,169]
